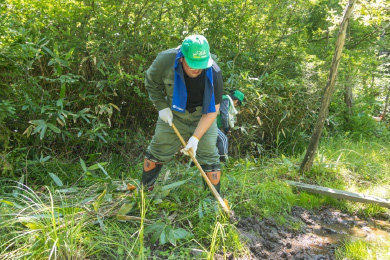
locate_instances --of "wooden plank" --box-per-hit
[287,181,390,209]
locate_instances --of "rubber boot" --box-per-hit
[202,164,221,194]
[141,153,163,191]
[220,155,227,163]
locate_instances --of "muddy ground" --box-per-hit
[217,206,390,260]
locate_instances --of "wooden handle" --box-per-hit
[171,123,230,215]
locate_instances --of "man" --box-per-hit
[141,35,224,194]
[216,90,244,162]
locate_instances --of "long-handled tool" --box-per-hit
[171,123,231,216]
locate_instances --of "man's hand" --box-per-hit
[181,136,199,158]
[159,107,173,126]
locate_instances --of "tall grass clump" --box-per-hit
[335,239,390,260]
[319,136,390,191]
[0,183,94,260]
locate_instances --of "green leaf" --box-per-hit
[98,163,109,177]
[56,98,63,108]
[43,46,55,58]
[47,123,61,133]
[97,216,105,231]
[145,222,165,234]
[161,180,187,191]
[49,172,63,187]
[145,222,165,244]
[80,158,87,172]
[65,47,75,60]
[60,84,66,99]
[81,115,91,123]
[80,196,95,204]
[53,43,59,56]
[173,228,192,240]
[97,134,107,143]
[24,222,44,230]
[149,224,164,244]
[198,201,204,218]
[87,162,108,170]
[167,226,177,246]
[57,187,78,193]
[40,125,47,140]
[160,227,167,245]
[40,155,51,162]
[117,203,135,216]
[32,121,46,134]
[0,199,23,209]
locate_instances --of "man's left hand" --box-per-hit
[181,136,199,158]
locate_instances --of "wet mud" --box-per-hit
[228,206,390,260]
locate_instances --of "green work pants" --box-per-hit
[147,106,220,166]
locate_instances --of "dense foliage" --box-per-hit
[1,0,389,177]
[1,1,390,259]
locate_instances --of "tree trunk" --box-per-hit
[300,0,355,173]
[382,86,390,120]
[344,75,354,115]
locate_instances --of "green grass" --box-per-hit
[1,136,390,259]
[335,239,390,260]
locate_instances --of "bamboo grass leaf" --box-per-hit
[49,172,63,187]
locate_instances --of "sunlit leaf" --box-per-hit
[117,202,135,216]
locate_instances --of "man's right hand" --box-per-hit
[159,107,173,126]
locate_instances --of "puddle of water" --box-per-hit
[313,216,390,245]
[288,213,390,257]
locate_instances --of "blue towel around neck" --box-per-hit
[172,49,216,114]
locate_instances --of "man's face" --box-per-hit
[181,57,203,78]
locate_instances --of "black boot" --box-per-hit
[202,164,221,194]
[141,153,163,191]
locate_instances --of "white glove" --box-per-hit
[158,107,173,126]
[181,136,199,158]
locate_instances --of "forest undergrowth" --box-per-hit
[1,135,390,259]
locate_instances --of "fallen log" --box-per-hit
[287,181,390,209]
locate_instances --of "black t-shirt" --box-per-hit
[184,68,223,113]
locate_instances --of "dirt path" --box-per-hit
[225,206,390,260]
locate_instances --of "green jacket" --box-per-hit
[145,48,177,111]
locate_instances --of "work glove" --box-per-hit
[181,136,199,158]
[159,107,173,126]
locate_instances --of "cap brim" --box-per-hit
[185,57,213,69]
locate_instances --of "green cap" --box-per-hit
[181,35,213,69]
[232,90,245,105]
